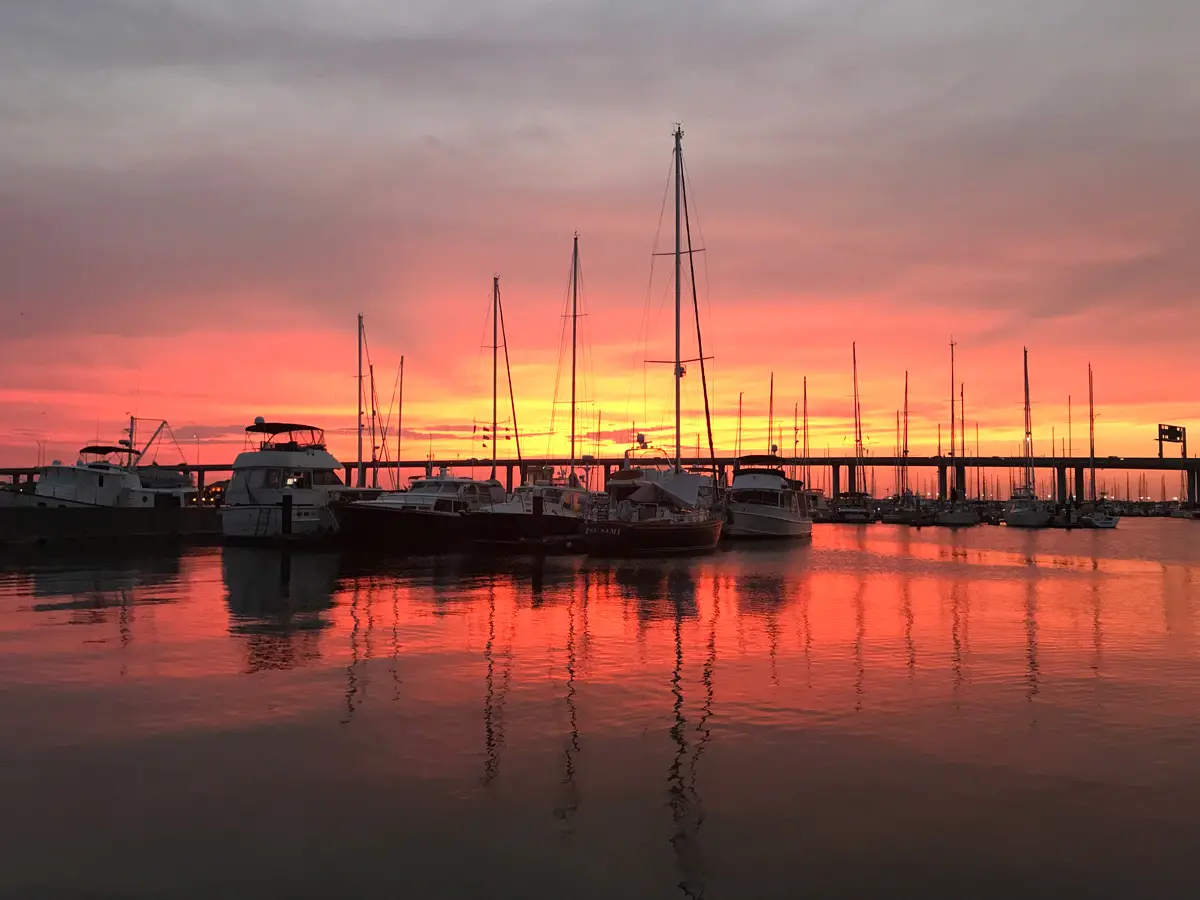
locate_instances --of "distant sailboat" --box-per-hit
[1004,348,1052,528]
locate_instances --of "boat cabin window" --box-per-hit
[731,489,788,507]
[312,470,343,486]
[285,471,312,489]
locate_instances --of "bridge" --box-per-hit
[3,454,1197,505]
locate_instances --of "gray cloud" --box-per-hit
[2,0,1199,353]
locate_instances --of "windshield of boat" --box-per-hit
[731,489,790,507]
[410,481,463,494]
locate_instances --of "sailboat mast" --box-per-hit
[1023,346,1034,492]
[492,276,499,480]
[396,355,405,491]
[1088,362,1096,502]
[950,340,956,459]
[960,382,965,459]
[902,370,909,495]
[570,232,579,474]
[852,342,863,489]
[356,313,364,488]
[736,392,743,458]
[497,284,522,468]
[767,372,774,454]
[802,377,809,488]
[673,125,683,473]
[369,362,378,488]
[793,402,798,478]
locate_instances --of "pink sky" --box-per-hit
[2,1,1197,470]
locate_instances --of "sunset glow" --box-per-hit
[3,2,1197,471]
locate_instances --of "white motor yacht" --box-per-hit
[0,420,198,510]
[334,467,506,551]
[222,420,367,542]
[724,456,812,539]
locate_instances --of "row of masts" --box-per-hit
[347,127,1111,502]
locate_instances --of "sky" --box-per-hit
[2,0,1198,472]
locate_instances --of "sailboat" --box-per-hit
[471,234,597,553]
[584,126,723,555]
[1004,347,1053,528]
[834,344,873,523]
[334,286,510,552]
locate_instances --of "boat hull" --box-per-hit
[221,504,336,543]
[724,507,812,539]
[935,509,981,527]
[469,510,585,553]
[1004,508,1053,528]
[835,508,873,524]
[0,505,219,548]
[584,517,723,556]
[333,503,471,553]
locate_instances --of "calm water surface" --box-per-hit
[2,521,1199,898]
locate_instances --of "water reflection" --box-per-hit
[222,547,339,673]
[1025,578,1040,703]
[6,522,1200,897]
[667,588,706,898]
[553,590,583,828]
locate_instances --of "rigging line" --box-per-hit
[546,239,577,457]
[626,153,676,436]
[680,153,716,371]
[680,150,717,478]
[497,284,523,466]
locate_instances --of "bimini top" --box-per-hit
[735,454,785,469]
[245,420,326,450]
[79,445,142,458]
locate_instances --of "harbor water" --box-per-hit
[2,520,1199,898]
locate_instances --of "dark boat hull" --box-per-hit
[583,517,723,556]
[469,511,586,554]
[333,503,471,553]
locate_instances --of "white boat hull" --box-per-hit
[837,508,872,524]
[935,508,980,526]
[1082,514,1119,529]
[221,504,334,541]
[725,506,813,539]
[1005,508,1053,528]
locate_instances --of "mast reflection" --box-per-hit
[1024,578,1040,704]
[853,576,866,712]
[553,590,582,828]
[668,598,706,899]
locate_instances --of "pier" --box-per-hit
[4,454,1197,505]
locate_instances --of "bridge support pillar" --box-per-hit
[1055,466,1067,505]
[955,462,967,502]
[937,465,947,501]
[197,471,205,493]
[506,465,514,493]
[1189,467,1199,506]
[603,465,612,490]
[847,464,857,495]
[345,465,354,485]
[1074,467,1085,502]
[832,465,841,499]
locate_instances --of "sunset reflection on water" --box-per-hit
[2,521,1199,897]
